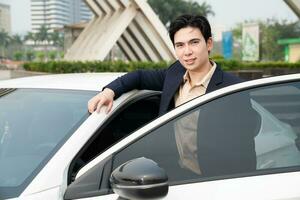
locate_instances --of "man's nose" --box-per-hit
[183,45,192,55]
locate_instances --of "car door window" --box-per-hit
[113,81,300,185]
[69,93,161,183]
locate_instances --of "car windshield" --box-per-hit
[0,88,96,198]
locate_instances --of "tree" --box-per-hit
[26,50,35,61]
[25,32,38,45]
[35,25,51,60]
[11,34,23,45]
[36,51,45,62]
[148,0,214,26]
[36,25,50,45]
[13,51,23,61]
[49,31,64,48]
[6,34,24,59]
[0,30,11,58]
[260,19,300,61]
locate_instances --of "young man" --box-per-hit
[88,14,242,115]
[88,14,258,177]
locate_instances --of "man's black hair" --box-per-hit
[168,14,212,45]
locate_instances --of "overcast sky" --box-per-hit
[0,0,298,35]
[200,0,298,29]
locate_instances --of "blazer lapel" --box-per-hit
[206,64,224,93]
[166,64,186,99]
[159,62,186,114]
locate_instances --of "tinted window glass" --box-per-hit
[69,94,160,184]
[251,82,300,169]
[113,81,300,184]
[0,88,95,199]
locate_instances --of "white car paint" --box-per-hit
[2,73,300,200]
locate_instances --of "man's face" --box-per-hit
[174,26,213,72]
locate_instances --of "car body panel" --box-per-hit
[0,73,124,91]
[75,171,300,200]
[1,73,300,200]
[76,73,300,178]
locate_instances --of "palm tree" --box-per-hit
[25,31,38,45]
[9,34,24,59]
[49,31,64,49]
[196,1,215,17]
[148,0,214,26]
[11,34,23,45]
[36,25,51,61]
[0,30,11,58]
[36,25,50,45]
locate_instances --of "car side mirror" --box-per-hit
[110,157,169,199]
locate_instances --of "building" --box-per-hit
[30,0,93,32]
[278,38,300,63]
[63,22,87,52]
[284,0,300,18]
[64,0,175,62]
[0,3,11,34]
[278,0,300,63]
[70,0,92,23]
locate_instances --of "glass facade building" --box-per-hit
[30,0,92,32]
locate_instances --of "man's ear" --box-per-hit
[207,37,213,54]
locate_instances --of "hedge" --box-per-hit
[23,60,300,74]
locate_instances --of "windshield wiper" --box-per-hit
[0,88,16,98]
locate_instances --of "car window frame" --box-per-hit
[69,90,162,184]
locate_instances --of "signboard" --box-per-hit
[222,31,233,59]
[242,23,259,61]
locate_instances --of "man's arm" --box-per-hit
[88,68,167,113]
[105,69,167,99]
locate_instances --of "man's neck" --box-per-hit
[187,61,213,86]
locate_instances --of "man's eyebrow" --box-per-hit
[174,41,184,45]
[189,38,201,42]
[175,38,201,45]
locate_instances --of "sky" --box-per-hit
[0,0,298,35]
[198,0,298,29]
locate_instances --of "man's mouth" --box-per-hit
[184,58,196,65]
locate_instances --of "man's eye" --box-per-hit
[176,44,184,48]
[191,40,200,45]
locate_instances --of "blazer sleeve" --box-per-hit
[104,68,167,99]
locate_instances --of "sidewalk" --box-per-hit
[0,70,48,80]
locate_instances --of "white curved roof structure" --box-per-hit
[64,0,176,62]
[284,0,300,18]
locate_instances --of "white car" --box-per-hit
[0,73,300,200]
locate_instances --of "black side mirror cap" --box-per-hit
[110,157,169,199]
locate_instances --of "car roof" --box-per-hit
[0,73,125,91]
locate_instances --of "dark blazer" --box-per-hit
[106,60,259,176]
[106,60,242,115]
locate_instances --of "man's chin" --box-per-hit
[183,63,197,71]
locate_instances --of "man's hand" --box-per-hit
[88,88,115,114]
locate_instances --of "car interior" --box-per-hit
[68,93,161,183]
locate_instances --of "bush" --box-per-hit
[26,51,35,61]
[13,51,23,61]
[36,51,45,62]
[23,59,300,74]
[23,60,171,73]
[48,51,57,61]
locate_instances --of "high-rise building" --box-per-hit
[0,3,11,34]
[30,0,93,32]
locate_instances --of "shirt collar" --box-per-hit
[183,61,217,89]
